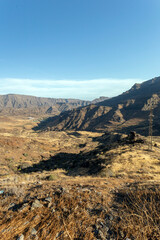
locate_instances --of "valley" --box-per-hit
[1,77,160,239]
[1,0,159,238]
[1,115,160,239]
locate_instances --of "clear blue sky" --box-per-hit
[0,0,160,99]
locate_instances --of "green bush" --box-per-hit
[23,153,28,157]
[46,174,58,181]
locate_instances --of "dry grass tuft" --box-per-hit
[0,183,109,240]
[111,183,160,239]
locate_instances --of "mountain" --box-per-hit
[0,94,109,116]
[0,94,90,108]
[91,96,109,104]
[35,76,160,135]
[0,94,84,116]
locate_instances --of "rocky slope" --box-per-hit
[35,76,160,135]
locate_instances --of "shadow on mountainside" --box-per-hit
[115,120,160,136]
[32,115,60,132]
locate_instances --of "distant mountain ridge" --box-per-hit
[35,76,160,135]
[97,76,160,107]
[0,94,108,116]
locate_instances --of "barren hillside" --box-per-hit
[0,94,108,117]
[35,76,160,135]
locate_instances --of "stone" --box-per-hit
[119,230,125,238]
[31,228,37,235]
[17,234,24,240]
[19,203,28,212]
[31,200,43,210]
[45,197,52,202]
[8,203,16,211]
[47,202,52,208]
[98,230,106,240]
[51,208,56,213]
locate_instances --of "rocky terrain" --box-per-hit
[1,77,160,239]
[1,116,160,239]
[1,179,160,240]
[36,76,160,135]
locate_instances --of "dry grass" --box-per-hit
[1,116,160,180]
[1,117,160,239]
[98,141,160,180]
[0,116,101,178]
[1,180,160,239]
[0,180,110,240]
[111,183,160,239]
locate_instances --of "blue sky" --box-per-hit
[0,0,160,100]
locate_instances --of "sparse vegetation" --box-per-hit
[5,185,25,198]
[1,116,160,239]
[23,153,28,157]
[46,174,58,181]
[110,183,160,239]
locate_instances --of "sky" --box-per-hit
[0,0,160,100]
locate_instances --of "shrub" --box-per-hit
[23,153,28,157]
[46,174,58,181]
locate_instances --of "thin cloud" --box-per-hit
[0,78,144,100]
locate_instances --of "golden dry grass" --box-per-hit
[111,183,160,239]
[0,177,126,240]
[105,143,160,180]
[1,117,160,239]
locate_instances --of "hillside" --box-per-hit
[35,76,160,135]
[1,114,160,239]
[1,116,160,239]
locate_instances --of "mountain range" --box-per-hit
[0,94,108,116]
[35,76,160,135]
